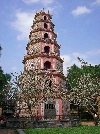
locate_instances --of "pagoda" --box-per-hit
[22,9,70,122]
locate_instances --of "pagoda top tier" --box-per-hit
[34,9,52,20]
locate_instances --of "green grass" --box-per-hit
[24,126,100,134]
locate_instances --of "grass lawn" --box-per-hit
[24,126,100,134]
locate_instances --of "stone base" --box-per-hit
[5,117,80,128]
[37,119,71,128]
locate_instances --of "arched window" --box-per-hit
[44,16,46,20]
[44,61,51,70]
[44,23,47,29]
[44,46,50,53]
[44,33,48,39]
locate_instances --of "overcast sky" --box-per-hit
[0,0,100,75]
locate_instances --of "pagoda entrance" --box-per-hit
[44,102,56,119]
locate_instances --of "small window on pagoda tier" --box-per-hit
[44,33,48,39]
[44,16,46,20]
[44,23,48,29]
[44,46,50,53]
[44,61,51,70]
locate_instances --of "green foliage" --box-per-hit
[0,45,11,91]
[0,69,12,106]
[66,64,82,90]
[0,69,7,91]
[0,69,11,91]
[5,73,12,82]
[1,72,19,116]
[24,126,100,134]
[71,74,100,116]
[0,45,14,112]
[67,58,100,118]
[66,58,100,91]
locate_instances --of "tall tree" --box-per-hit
[67,57,100,120]
[15,69,69,117]
[0,45,12,107]
[67,57,100,91]
[0,45,11,92]
[66,64,82,91]
[70,73,100,118]
[1,72,19,116]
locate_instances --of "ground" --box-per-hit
[0,129,16,134]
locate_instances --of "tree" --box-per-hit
[77,57,100,78]
[67,58,100,91]
[0,45,11,89]
[70,73,100,119]
[1,72,18,116]
[67,57,100,120]
[0,45,12,106]
[66,64,82,91]
[0,45,17,115]
[15,69,69,117]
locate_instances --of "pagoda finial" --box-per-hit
[42,8,44,12]
[48,10,49,13]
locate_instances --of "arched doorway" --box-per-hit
[44,102,56,119]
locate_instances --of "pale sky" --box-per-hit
[0,0,100,75]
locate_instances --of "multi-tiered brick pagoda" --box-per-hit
[22,9,70,123]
